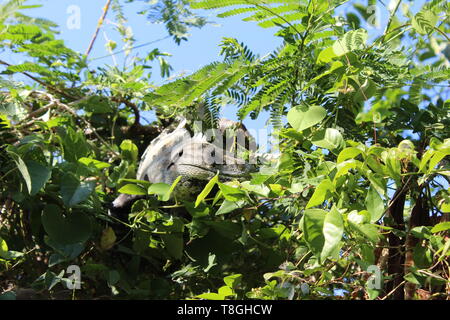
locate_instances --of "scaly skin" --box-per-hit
[110,118,254,215]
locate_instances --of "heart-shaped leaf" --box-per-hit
[311,128,345,153]
[60,174,96,207]
[41,204,92,245]
[287,105,326,132]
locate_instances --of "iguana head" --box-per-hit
[109,118,255,216]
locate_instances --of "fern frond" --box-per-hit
[217,7,257,18]
[192,0,307,32]
[0,24,42,43]
[191,0,301,10]
[251,11,306,29]
[269,100,285,130]
[202,95,221,128]
[242,3,303,22]
[7,62,50,75]
[145,60,248,108]
[238,77,289,119]
[220,37,257,62]
[0,0,26,24]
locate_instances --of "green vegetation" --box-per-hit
[0,0,449,300]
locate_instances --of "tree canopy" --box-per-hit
[0,0,449,300]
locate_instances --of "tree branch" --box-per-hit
[0,59,79,100]
[111,97,140,128]
[85,0,112,57]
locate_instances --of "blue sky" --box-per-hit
[10,0,284,132]
[4,0,428,135]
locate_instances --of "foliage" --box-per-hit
[130,0,208,44]
[0,0,449,300]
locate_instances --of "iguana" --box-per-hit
[109,118,255,216]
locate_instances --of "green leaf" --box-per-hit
[365,187,384,223]
[161,233,183,259]
[308,0,329,15]
[119,178,152,188]
[203,253,217,272]
[332,29,368,56]
[0,237,9,259]
[7,62,50,75]
[337,147,363,163]
[120,140,138,162]
[310,61,344,85]
[41,204,92,245]
[441,199,450,213]
[382,149,402,183]
[335,160,359,180]
[321,206,344,262]
[419,149,435,173]
[185,202,210,218]
[404,272,421,285]
[431,222,450,233]
[223,274,242,289]
[411,10,438,35]
[218,182,246,201]
[148,181,177,201]
[317,46,338,64]
[352,78,377,102]
[429,150,450,172]
[146,61,246,108]
[216,199,245,215]
[196,292,225,300]
[366,172,386,196]
[118,184,147,195]
[306,178,334,209]
[7,149,31,193]
[218,286,234,297]
[311,128,345,154]
[240,181,270,197]
[302,209,326,259]
[204,221,242,240]
[410,226,432,239]
[60,174,96,207]
[366,287,381,300]
[195,173,218,207]
[348,210,370,225]
[78,157,111,169]
[26,160,51,195]
[46,238,84,267]
[167,175,182,200]
[287,105,326,132]
[81,96,112,114]
[57,127,90,162]
[348,222,379,243]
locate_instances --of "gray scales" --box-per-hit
[110,118,256,215]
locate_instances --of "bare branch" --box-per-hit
[85,0,113,57]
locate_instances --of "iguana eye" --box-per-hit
[211,149,216,158]
[178,150,183,157]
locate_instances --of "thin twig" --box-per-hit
[0,59,78,100]
[29,91,120,157]
[433,26,450,42]
[111,97,140,128]
[85,0,112,57]
[380,280,406,300]
[380,0,402,44]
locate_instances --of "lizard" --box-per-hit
[109,117,255,216]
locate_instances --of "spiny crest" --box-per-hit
[136,118,190,180]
